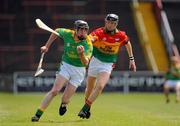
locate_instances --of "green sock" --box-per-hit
[35,109,44,118]
[82,104,90,112]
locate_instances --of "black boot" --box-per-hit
[78,104,91,119]
[59,103,67,116]
[31,115,39,122]
[31,109,43,122]
[78,110,91,119]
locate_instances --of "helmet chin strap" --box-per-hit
[105,28,116,35]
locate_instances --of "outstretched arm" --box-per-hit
[41,30,58,53]
[125,41,136,72]
[77,45,90,66]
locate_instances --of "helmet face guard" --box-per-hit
[74,20,89,40]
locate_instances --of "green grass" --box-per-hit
[0,92,180,126]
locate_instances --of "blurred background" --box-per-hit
[0,0,180,93]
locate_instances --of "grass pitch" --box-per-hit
[0,92,180,126]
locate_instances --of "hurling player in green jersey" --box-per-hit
[31,20,93,122]
[164,56,180,103]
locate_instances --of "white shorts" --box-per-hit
[56,61,86,87]
[88,56,113,77]
[164,80,180,88]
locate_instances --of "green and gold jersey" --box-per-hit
[166,66,180,80]
[57,28,93,67]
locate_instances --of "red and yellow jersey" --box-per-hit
[90,27,129,63]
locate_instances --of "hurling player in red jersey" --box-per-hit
[78,14,136,119]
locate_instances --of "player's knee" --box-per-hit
[175,86,180,92]
[164,84,169,90]
[97,84,105,91]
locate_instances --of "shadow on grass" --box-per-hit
[38,119,87,124]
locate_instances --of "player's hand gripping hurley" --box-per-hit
[34,18,59,77]
[34,53,45,77]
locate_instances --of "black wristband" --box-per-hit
[129,56,134,60]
